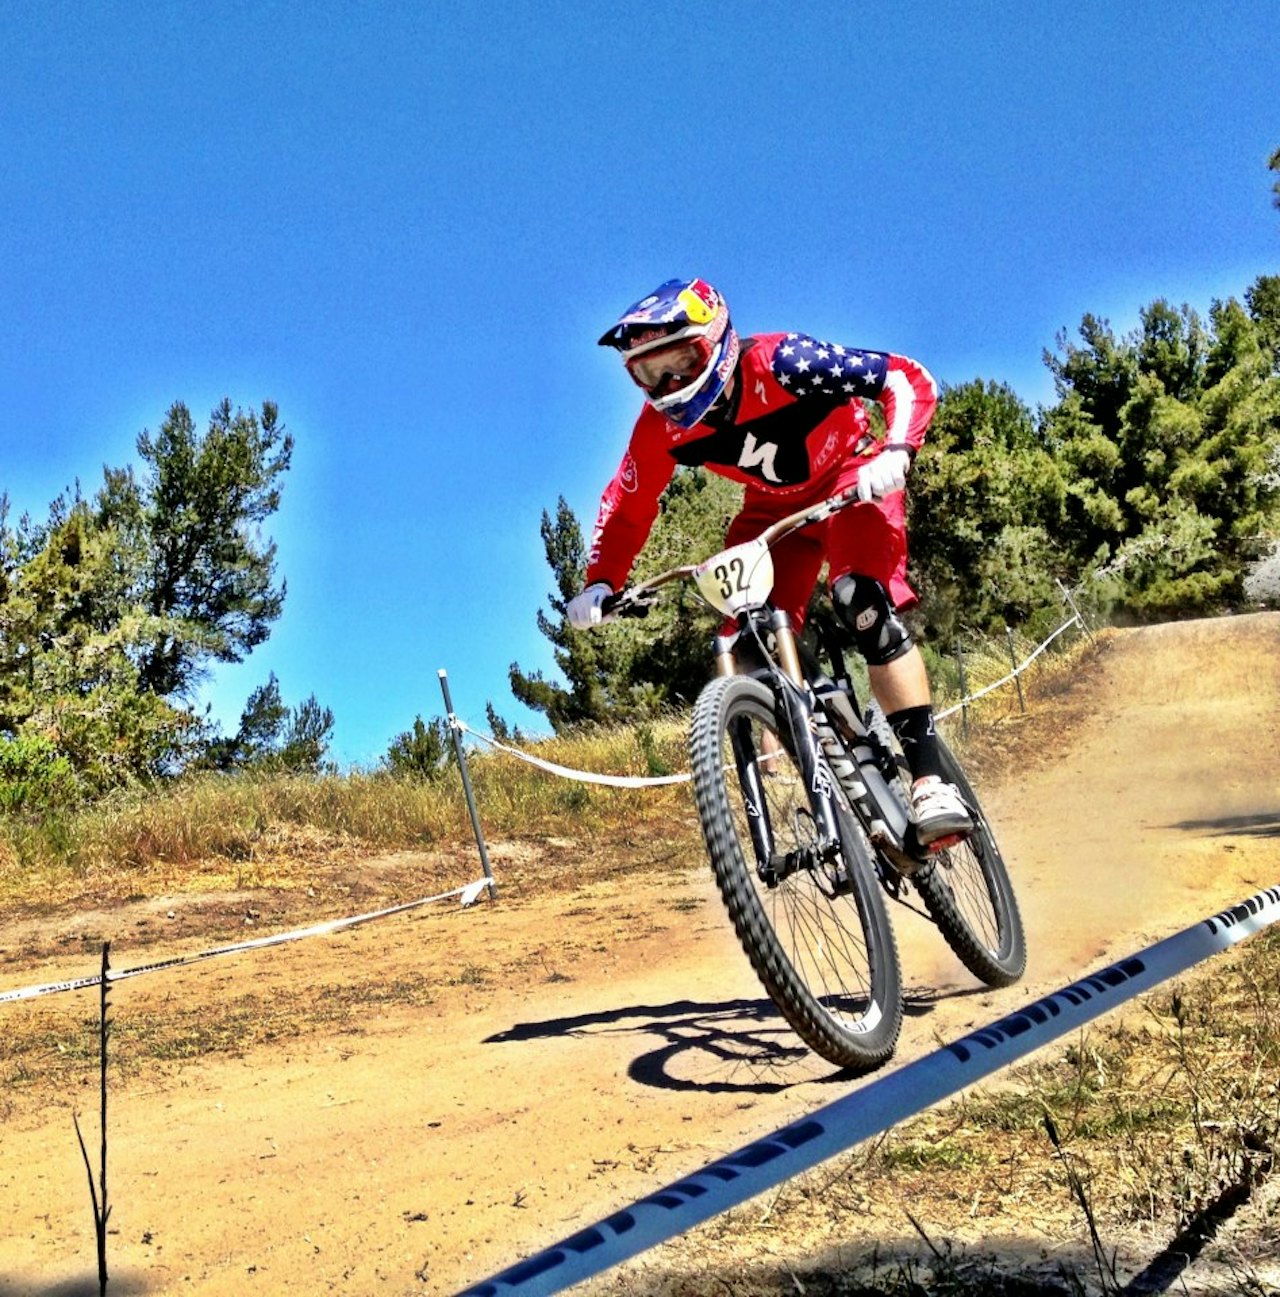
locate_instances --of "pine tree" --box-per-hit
[1040,288,1279,617]
[0,399,307,788]
[98,399,294,698]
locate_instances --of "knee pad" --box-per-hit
[831,574,914,665]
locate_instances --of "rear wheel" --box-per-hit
[689,674,903,1071]
[912,738,1026,987]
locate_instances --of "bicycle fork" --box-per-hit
[730,708,847,891]
[724,609,850,890]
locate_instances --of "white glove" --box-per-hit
[567,582,614,630]
[856,447,912,503]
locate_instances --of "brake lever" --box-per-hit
[810,487,861,524]
[600,589,657,620]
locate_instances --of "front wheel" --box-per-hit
[689,674,903,1071]
[913,737,1027,987]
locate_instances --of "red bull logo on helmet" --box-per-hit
[678,279,719,325]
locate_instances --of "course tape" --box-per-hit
[455,722,692,787]
[0,877,493,1006]
[454,612,1083,785]
[936,613,1082,720]
[458,884,1280,1296]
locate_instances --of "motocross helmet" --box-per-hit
[597,278,740,428]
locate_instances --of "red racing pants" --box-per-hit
[720,454,914,634]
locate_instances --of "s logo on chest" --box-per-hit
[738,432,782,483]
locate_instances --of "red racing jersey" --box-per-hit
[584,331,937,591]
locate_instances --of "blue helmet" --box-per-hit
[597,278,740,428]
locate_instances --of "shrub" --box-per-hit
[0,733,81,813]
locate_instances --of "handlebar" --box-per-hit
[601,484,863,618]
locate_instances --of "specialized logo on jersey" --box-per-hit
[771,333,887,400]
[669,410,813,486]
[737,433,781,483]
[618,450,639,493]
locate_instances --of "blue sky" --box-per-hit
[3,2,1277,765]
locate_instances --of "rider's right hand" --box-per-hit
[855,446,912,503]
[567,582,614,630]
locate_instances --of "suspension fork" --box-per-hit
[729,696,842,886]
[728,713,776,871]
[765,609,845,855]
[719,606,844,873]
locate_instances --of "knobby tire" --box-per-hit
[911,737,1027,987]
[689,674,903,1072]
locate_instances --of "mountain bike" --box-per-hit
[602,486,1026,1072]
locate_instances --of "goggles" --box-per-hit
[622,335,714,395]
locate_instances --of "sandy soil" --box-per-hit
[1,614,1278,1296]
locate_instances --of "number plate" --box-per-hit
[693,538,774,615]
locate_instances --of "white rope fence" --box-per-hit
[936,611,1083,720]
[454,607,1088,787]
[0,878,492,1006]
[455,722,693,787]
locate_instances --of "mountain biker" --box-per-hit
[567,277,971,847]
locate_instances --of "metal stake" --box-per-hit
[437,669,497,900]
[1005,626,1026,713]
[1056,578,1097,644]
[953,641,970,737]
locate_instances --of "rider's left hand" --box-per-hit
[855,447,912,503]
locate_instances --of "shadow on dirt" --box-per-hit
[1165,809,1280,839]
[485,996,824,1092]
[671,1154,1275,1296]
[2,1274,153,1297]
[1119,1140,1274,1296]
[484,983,991,1094]
[665,1237,1103,1297]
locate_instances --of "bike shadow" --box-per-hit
[1162,809,1280,839]
[484,983,989,1094]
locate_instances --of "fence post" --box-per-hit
[1005,625,1026,713]
[953,641,970,737]
[437,669,497,900]
[1056,578,1097,644]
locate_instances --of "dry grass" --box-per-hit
[0,623,1090,913]
[0,716,698,911]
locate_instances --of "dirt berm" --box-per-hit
[1,613,1277,1295]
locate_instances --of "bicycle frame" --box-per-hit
[724,608,847,888]
[605,487,926,881]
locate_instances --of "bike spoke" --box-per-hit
[729,712,879,1027]
[691,673,903,1070]
[910,741,1027,986]
[787,883,870,996]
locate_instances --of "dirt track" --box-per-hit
[1,614,1278,1296]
